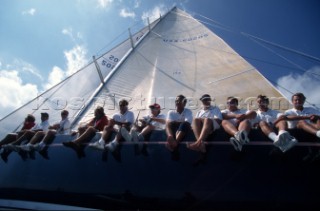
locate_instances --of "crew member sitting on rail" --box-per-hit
[253,95,297,152]
[221,97,256,151]
[187,94,222,153]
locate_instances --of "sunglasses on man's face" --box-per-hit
[227,102,237,105]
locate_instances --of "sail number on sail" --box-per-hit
[101,55,119,69]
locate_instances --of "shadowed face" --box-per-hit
[61,110,69,119]
[292,95,305,109]
[175,96,186,110]
[201,98,211,107]
[257,98,268,110]
[119,102,128,114]
[150,107,160,116]
[227,98,238,111]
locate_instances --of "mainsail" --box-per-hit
[0,7,288,139]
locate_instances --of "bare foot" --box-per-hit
[187,141,206,153]
[166,136,178,152]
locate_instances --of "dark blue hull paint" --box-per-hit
[0,129,319,210]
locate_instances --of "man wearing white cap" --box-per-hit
[130,103,166,143]
[187,94,222,153]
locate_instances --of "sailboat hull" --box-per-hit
[0,130,319,210]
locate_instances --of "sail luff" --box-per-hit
[70,7,177,127]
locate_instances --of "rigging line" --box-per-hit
[194,10,320,65]
[152,9,307,75]
[188,9,320,71]
[95,21,146,56]
[246,35,305,71]
[194,39,304,73]
[0,56,99,124]
[196,19,235,34]
[247,36,320,79]
[193,15,236,35]
[173,9,236,35]
[268,77,320,110]
[208,68,255,84]
[96,28,128,56]
[242,32,320,64]
[0,78,68,124]
[241,54,305,72]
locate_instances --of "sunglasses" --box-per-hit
[227,102,237,105]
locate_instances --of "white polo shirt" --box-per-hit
[167,108,193,124]
[196,105,222,120]
[144,113,166,130]
[112,110,135,126]
[284,107,320,129]
[57,118,71,135]
[221,108,249,126]
[255,108,281,126]
[31,120,50,132]
[196,106,222,130]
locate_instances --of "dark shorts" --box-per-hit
[170,122,191,134]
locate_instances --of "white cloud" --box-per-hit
[62,27,84,44]
[277,66,320,108]
[44,66,65,90]
[41,28,88,89]
[62,28,73,37]
[119,8,136,18]
[141,5,167,25]
[134,0,141,8]
[97,0,113,9]
[43,45,88,90]
[13,59,43,81]
[0,70,38,117]
[65,45,88,76]
[22,8,36,16]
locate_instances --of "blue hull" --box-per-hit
[0,129,319,210]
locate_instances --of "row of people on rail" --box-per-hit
[0,110,72,161]
[0,92,319,160]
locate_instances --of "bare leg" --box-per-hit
[102,123,116,143]
[11,130,36,145]
[193,118,203,140]
[238,119,251,134]
[73,126,97,145]
[0,134,18,147]
[166,122,178,151]
[188,118,213,152]
[275,120,287,131]
[259,121,274,136]
[28,131,45,144]
[41,130,57,145]
[297,120,318,136]
[222,120,238,136]
[166,122,175,140]
[140,125,154,138]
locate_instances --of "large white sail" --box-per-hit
[0,7,288,139]
[79,7,288,124]
[0,20,159,139]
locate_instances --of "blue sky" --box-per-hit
[0,0,319,118]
